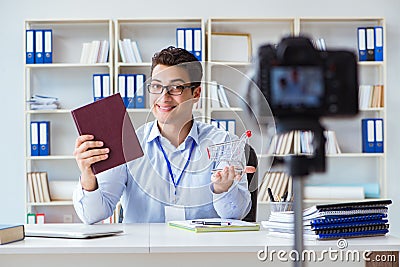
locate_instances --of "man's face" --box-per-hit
[149,64,201,126]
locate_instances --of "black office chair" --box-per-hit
[118,143,259,223]
[242,144,258,222]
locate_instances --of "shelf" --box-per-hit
[25,19,112,24]
[209,61,251,67]
[26,109,72,114]
[27,201,73,207]
[326,153,385,158]
[298,17,385,23]
[126,108,152,113]
[257,153,385,158]
[359,108,385,112]
[358,61,384,67]
[117,18,203,24]
[117,62,152,67]
[25,63,111,68]
[27,155,75,160]
[210,107,243,112]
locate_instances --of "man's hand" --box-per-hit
[73,134,109,191]
[211,166,256,194]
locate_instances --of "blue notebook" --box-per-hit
[315,229,389,240]
[310,213,387,225]
[313,223,389,234]
[311,219,388,230]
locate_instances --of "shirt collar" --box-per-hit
[146,119,200,148]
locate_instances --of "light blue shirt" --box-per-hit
[73,120,251,224]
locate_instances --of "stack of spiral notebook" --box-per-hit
[263,199,391,240]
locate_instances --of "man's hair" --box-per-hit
[151,46,202,89]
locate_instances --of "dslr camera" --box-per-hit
[254,36,359,119]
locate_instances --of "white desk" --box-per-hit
[0,224,399,267]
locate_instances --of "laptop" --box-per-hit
[25,224,124,239]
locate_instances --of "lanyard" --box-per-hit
[155,137,196,196]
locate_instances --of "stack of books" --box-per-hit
[263,199,391,240]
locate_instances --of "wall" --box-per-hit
[1,0,399,235]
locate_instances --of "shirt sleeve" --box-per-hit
[73,164,128,224]
[211,174,252,220]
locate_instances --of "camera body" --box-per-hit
[255,36,359,118]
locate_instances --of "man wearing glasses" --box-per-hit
[73,46,255,224]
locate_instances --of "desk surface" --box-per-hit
[1,223,399,255]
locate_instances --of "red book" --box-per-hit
[71,93,144,174]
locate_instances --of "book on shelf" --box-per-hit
[27,172,51,203]
[80,40,109,64]
[362,118,384,153]
[359,84,384,109]
[258,172,292,203]
[25,29,52,64]
[217,84,230,108]
[176,27,202,61]
[357,26,384,62]
[118,38,142,63]
[131,40,142,63]
[71,93,144,175]
[168,218,260,233]
[267,130,341,156]
[324,130,341,154]
[263,199,391,240]
[0,225,25,245]
[208,82,232,109]
[209,81,221,108]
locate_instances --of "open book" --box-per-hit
[168,218,260,233]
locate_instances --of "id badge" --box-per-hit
[165,205,185,222]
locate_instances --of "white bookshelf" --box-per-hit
[24,19,114,223]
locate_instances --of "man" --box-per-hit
[73,46,255,224]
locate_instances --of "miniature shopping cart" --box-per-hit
[207,130,252,175]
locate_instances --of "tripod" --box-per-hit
[277,118,327,267]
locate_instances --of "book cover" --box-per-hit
[168,218,260,233]
[0,225,25,245]
[71,93,144,175]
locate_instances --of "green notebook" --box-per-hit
[168,218,260,233]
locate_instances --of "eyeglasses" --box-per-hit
[147,83,196,96]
